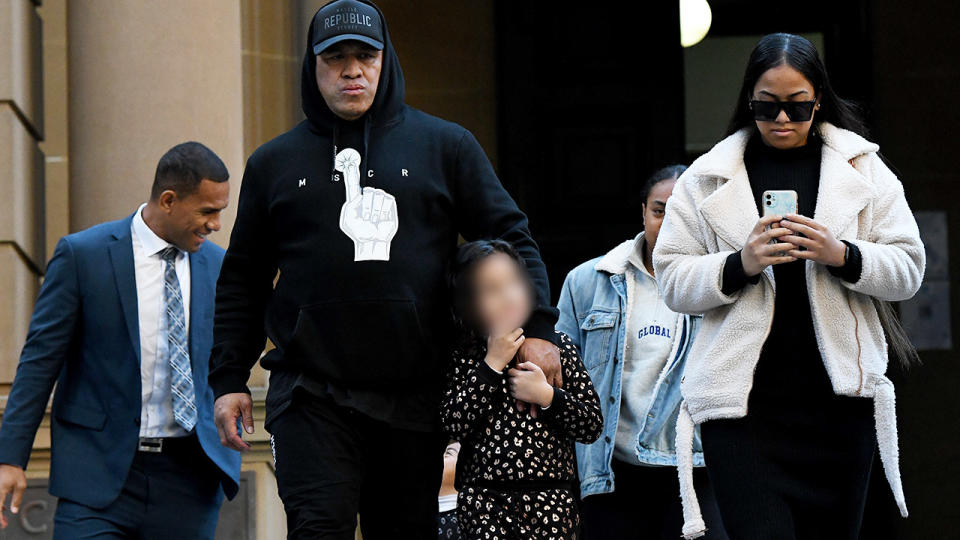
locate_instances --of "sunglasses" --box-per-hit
[749,100,818,122]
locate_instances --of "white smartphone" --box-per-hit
[762,190,798,220]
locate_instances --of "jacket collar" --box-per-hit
[595,232,644,275]
[108,213,141,361]
[692,122,879,251]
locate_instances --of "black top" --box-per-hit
[745,131,823,218]
[209,0,559,432]
[441,332,603,491]
[721,132,863,406]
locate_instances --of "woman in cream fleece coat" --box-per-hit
[653,34,925,539]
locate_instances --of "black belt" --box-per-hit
[137,434,198,454]
[467,478,574,492]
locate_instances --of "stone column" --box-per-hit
[66,0,245,248]
[39,0,69,262]
[0,0,44,389]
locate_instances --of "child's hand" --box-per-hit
[507,362,554,408]
[485,327,525,372]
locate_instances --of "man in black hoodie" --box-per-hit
[209,1,561,538]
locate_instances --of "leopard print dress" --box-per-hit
[441,331,603,539]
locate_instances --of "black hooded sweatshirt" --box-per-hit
[208,0,558,431]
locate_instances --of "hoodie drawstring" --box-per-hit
[362,115,372,179]
[677,401,706,539]
[331,118,373,183]
[874,376,909,517]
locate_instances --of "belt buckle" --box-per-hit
[138,437,163,453]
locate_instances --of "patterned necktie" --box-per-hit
[160,246,197,431]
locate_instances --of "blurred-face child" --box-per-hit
[453,241,555,408]
[473,251,534,338]
[443,240,604,539]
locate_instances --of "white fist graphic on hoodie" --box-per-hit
[335,148,399,261]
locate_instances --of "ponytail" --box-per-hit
[874,298,920,369]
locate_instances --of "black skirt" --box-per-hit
[700,348,876,540]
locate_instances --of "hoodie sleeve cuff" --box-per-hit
[721,251,761,295]
[524,307,561,346]
[828,240,863,283]
[208,368,253,400]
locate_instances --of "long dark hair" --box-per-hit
[448,239,534,353]
[726,33,867,138]
[728,33,919,368]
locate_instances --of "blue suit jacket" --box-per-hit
[0,214,241,508]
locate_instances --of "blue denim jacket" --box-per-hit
[556,235,704,498]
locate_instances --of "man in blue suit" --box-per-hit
[0,141,241,538]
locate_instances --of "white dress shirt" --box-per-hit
[131,203,191,438]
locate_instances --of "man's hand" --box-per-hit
[515,337,562,418]
[0,464,26,528]
[780,214,847,267]
[214,393,254,451]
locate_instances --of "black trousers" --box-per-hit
[580,458,727,540]
[269,390,447,540]
[700,396,876,540]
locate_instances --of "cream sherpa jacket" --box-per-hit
[652,123,925,539]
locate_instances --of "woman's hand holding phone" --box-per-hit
[780,214,847,267]
[485,327,525,372]
[741,214,798,276]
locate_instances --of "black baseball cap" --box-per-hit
[312,0,384,55]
